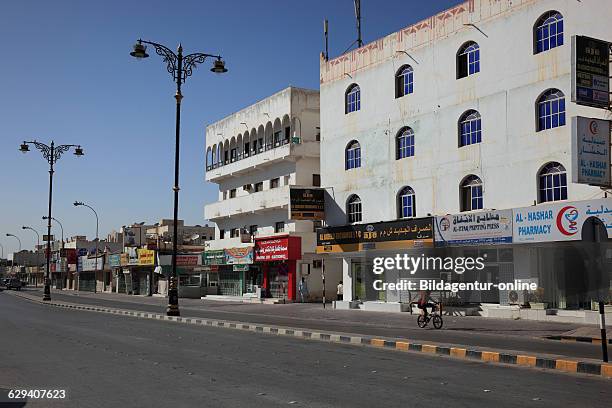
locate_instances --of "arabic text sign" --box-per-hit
[512,198,612,243]
[138,249,155,266]
[254,236,301,261]
[316,218,434,253]
[572,117,611,187]
[572,36,610,109]
[290,188,325,220]
[224,247,253,265]
[435,210,513,246]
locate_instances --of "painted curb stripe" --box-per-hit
[8,292,611,378]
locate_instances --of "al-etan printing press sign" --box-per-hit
[513,198,612,243]
[435,210,513,246]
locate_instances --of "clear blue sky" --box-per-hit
[0,0,459,256]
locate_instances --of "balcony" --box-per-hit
[206,139,292,182]
[205,185,290,220]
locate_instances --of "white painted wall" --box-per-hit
[320,0,612,226]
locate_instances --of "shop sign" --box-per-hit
[290,188,325,220]
[138,249,155,266]
[572,117,611,187]
[435,210,513,246]
[158,254,202,267]
[512,198,612,243]
[233,264,250,272]
[316,218,434,253]
[60,248,77,264]
[78,255,102,272]
[120,253,129,266]
[572,35,610,109]
[255,236,302,261]
[125,247,139,265]
[108,254,122,267]
[224,247,253,265]
[203,250,225,265]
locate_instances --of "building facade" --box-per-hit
[204,86,339,301]
[318,0,612,312]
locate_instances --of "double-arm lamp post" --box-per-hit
[130,39,227,316]
[73,201,99,293]
[20,141,84,301]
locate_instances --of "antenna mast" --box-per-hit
[354,0,363,48]
[324,18,329,61]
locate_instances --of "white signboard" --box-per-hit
[572,117,611,187]
[435,210,513,246]
[78,255,103,272]
[513,198,612,243]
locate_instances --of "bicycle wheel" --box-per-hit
[432,315,443,329]
[417,314,427,328]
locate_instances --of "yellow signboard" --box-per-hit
[138,249,155,266]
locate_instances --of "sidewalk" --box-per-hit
[20,287,610,362]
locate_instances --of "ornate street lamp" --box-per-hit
[19,141,84,300]
[130,39,227,316]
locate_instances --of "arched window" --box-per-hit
[398,186,416,218]
[538,162,567,203]
[395,65,414,98]
[457,41,480,79]
[396,127,415,159]
[460,175,483,212]
[537,89,565,131]
[459,110,482,147]
[347,195,362,223]
[345,140,361,170]
[535,11,563,54]
[345,84,361,114]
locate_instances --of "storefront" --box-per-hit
[510,198,612,310]
[77,255,102,292]
[255,236,301,301]
[317,218,434,305]
[107,253,122,293]
[159,253,207,298]
[120,248,155,296]
[203,248,254,297]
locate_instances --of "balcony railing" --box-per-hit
[206,137,290,171]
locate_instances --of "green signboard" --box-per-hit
[203,250,225,265]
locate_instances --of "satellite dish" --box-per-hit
[189,234,200,241]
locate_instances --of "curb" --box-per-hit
[546,335,612,345]
[7,291,611,379]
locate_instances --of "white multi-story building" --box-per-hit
[318,0,612,313]
[204,87,339,301]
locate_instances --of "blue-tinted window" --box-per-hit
[398,186,416,218]
[457,42,480,78]
[347,195,362,223]
[345,84,361,113]
[345,141,361,170]
[539,162,567,203]
[459,110,482,147]
[395,65,414,98]
[535,11,563,53]
[537,89,565,131]
[396,127,415,159]
[461,175,483,211]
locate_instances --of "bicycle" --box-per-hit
[416,302,443,329]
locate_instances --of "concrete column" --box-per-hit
[342,257,352,301]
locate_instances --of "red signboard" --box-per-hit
[254,236,301,262]
[176,255,200,267]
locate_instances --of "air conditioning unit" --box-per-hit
[243,184,252,191]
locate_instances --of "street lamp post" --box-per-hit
[22,226,41,286]
[73,201,99,293]
[43,216,64,248]
[19,141,84,301]
[6,233,22,280]
[130,39,227,316]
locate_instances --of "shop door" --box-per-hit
[269,264,288,299]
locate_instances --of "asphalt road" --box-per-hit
[1,293,610,407]
[24,289,606,361]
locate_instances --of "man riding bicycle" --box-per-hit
[417,290,436,318]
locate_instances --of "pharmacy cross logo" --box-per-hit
[589,120,598,135]
[556,206,579,236]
